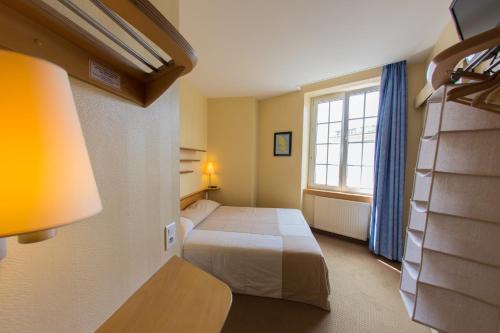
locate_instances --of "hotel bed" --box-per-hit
[179,199,331,310]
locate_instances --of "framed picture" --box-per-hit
[274,131,292,156]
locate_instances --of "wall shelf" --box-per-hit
[0,0,196,107]
[180,170,194,174]
[180,159,201,162]
[180,147,206,152]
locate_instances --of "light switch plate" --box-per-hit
[165,222,176,251]
[0,238,6,260]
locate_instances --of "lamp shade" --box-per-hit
[206,162,215,175]
[0,51,102,239]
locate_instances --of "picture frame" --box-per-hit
[274,131,292,156]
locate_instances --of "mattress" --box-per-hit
[182,206,331,310]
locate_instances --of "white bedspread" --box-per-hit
[183,206,330,310]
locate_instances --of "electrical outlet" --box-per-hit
[165,222,176,251]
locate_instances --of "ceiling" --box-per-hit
[180,0,451,99]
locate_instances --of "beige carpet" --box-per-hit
[222,233,427,333]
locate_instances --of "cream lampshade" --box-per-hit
[206,162,215,175]
[0,51,102,251]
[206,162,215,187]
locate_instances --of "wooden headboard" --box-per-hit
[180,189,207,210]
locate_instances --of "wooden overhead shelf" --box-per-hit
[180,159,201,162]
[180,170,194,174]
[0,0,196,107]
[427,26,500,114]
[428,27,500,90]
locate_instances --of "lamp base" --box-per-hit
[18,229,57,244]
[0,238,5,260]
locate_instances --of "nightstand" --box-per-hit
[205,186,220,199]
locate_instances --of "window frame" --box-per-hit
[308,85,380,194]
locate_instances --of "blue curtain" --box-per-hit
[369,61,407,261]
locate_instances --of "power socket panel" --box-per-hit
[165,222,176,251]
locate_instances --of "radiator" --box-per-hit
[313,196,371,241]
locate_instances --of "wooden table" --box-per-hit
[96,256,232,333]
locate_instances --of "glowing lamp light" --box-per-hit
[206,162,215,175]
[206,162,216,188]
[0,51,102,258]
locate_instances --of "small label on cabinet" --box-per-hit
[89,60,121,90]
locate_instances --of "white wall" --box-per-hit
[0,77,180,333]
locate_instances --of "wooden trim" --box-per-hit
[303,188,372,203]
[415,82,434,109]
[180,147,207,152]
[180,189,207,210]
[180,159,201,162]
[0,0,196,107]
[96,256,232,333]
[180,170,193,174]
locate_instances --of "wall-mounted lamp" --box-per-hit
[206,162,217,188]
[0,51,102,260]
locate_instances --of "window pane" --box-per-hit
[316,124,328,144]
[330,100,344,122]
[329,122,342,143]
[317,102,329,123]
[315,144,327,164]
[349,93,364,119]
[346,166,361,188]
[347,142,362,165]
[362,142,375,166]
[311,87,379,192]
[361,166,374,190]
[364,133,375,142]
[364,117,377,142]
[348,119,363,142]
[327,165,339,187]
[365,91,379,117]
[315,165,327,185]
[328,144,341,165]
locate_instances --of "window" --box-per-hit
[309,86,380,194]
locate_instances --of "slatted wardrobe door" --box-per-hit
[400,84,500,333]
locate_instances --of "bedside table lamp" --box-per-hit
[0,51,102,260]
[206,162,216,188]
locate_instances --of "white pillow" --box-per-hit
[181,199,221,226]
[179,217,195,241]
